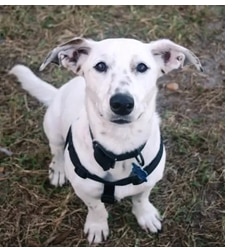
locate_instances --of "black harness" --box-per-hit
[65,126,164,204]
[89,128,146,171]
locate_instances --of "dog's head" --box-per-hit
[40,37,203,124]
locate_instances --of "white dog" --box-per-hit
[10,37,202,244]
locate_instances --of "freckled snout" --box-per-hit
[109,93,134,116]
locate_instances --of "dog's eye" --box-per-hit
[136,63,149,73]
[94,62,108,72]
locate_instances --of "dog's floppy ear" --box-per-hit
[150,39,203,77]
[39,37,93,74]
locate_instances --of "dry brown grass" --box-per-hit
[0,6,224,246]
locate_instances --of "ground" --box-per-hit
[0,6,224,247]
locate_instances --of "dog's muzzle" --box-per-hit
[109,93,134,124]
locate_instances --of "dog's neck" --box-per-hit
[85,94,159,155]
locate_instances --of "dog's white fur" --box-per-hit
[10,37,202,244]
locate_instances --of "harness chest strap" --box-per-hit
[65,126,164,204]
[89,128,146,171]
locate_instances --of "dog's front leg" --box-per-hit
[132,187,162,233]
[84,202,109,244]
[48,143,67,186]
[78,193,109,244]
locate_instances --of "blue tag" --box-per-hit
[132,163,148,182]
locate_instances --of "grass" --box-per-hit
[0,5,224,246]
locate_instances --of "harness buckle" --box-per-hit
[131,163,148,185]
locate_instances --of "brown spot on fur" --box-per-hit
[122,162,126,171]
[69,48,89,63]
[130,55,142,74]
[152,51,161,56]
[69,50,79,63]
[125,75,132,83]
[78,48,89,55]
[152,50,171,64]
[122,69,127,75]
[130,59,136,73]
[115,87,120,93]
[120,81,129,86]
[76,65,81,73]
[111,73,116,83]
[163,51,171,63]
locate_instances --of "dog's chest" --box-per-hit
[104,161,132,181]
[63,117,165,201]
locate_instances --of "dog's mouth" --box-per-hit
[110,113,143,125]
[98,111,132,124]
[111,118,131,124]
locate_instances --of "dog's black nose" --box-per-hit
[110,93,134,116]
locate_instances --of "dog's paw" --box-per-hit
[49,162,67,187]
[132,203,162,233]
[84,219,109,244]
[137,211,162,233]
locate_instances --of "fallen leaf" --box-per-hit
[0,167,5,174]
[166,82,179,91]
